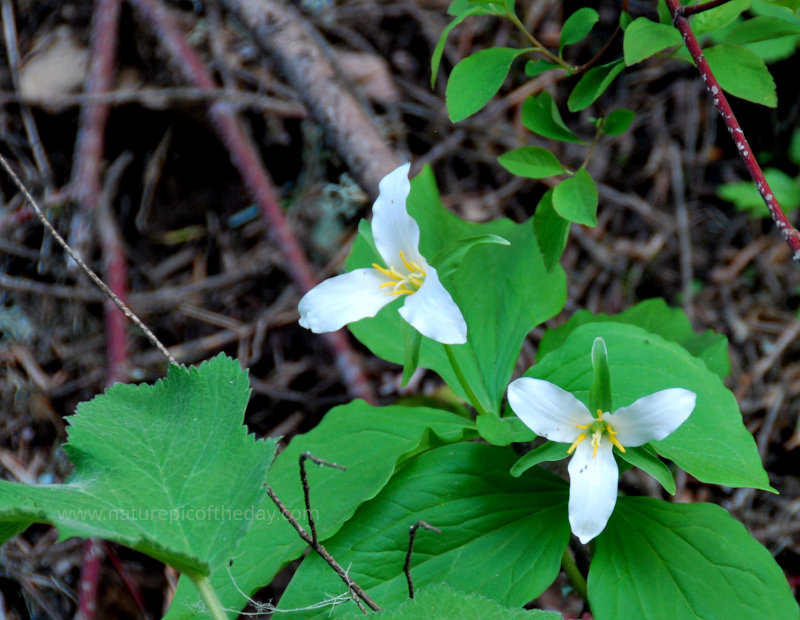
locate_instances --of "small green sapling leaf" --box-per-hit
[623,17,684,66]
[704,44,777,107]
[522,91,584,143]
[560,7,600,56]
[552,168,598,227]
[498,146,567,178]
[568,58,625,111]
[602,108,636,136]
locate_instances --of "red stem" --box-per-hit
[667,0,800,262]
[127,0,375,402]
[677,0,734,18]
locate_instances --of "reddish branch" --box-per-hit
[127,0,375,402]
[666,0,800,262]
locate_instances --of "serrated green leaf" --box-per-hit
[346,167,566,415]
[560,7,600,55]
[476,413,535,446]
[705,43,777,107]
[623,18,684,66]
[166,401,477,618]
[278,443,570,617]
[521,91,584,143]
[538,298,730,379]
[591,498,799,619]
[498,146,567,178]
[0,355,276,578]
[552,168,598,226]
[510,441,570,477]
[617,446,675,494]
[524,59,561,77]
[345,583,561,619]
[717,167,800,216]
[530,322,771,491]
[691,0,750,35]
[533,188,570,271]
[446,47,530,122]
[602,108,635,136]
[568,58,625,111]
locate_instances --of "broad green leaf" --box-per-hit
[530,322,771,490]
[0,355,275,577]
[602,108,635,135]
[521,91,584,143]
[347,583,561,619]
[590,498,798,619]
[498,146,567,178]
[432,233,511,277]
[525,59,561,77]
[552,168,598,226]
[617,446,675,494]
[623,17,684,65]
[277,443,570,617]
[166,401,477,618]
[510,441,570,477]
[402,321,423,385]
[538,298,730,379]
[705,43,777,107]
[533,188,570,271]
[560,7,600,55]
[477,412,535,445]
[446,47,530,122]
[691,0,750,35]
[721,15,800,43]
[568,58,625,111]
[347,166,566,414]
[717,167,800,217]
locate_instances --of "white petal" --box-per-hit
[371,163,426,268]
[610,388,697,447]
[507,378,594,443]
[567,439,618,544]
[398,265,466,344]
[298,269,394,333]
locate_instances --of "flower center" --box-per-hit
[372,251,427,296]
[567,410,626,458]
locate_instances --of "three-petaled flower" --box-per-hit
[507,378,696,543]
[298,163,467,345]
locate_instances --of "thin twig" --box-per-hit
[667,0,800,262]
[299,452,346,545]
[264,485,381,613]
[0,153,178,366]
[677,0,733,18]
[404,521,441,599]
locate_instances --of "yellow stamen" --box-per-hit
[607,427,626,453]
[372,252,427,297]
[571,409,625,458]
[567,432,587,455]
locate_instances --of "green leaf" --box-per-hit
[347,166,566,414]
[560,7,600,55]
[721,15,800,43]
[403,321,423,386]
[524,59,561,77]
[533,188,570,271]
[617,446,675,494]
[717,167,800,217]
[165,401,477,618]
[568,58,625,111]
[538,298,731,379]
[277,443,570,617]
[431,4,486,88]
[0,355,276,577]
[590,498,799,619]
[690,0,750,35]
[352,583,562,619]
[431,233,511,277]
[446,47,530,122]
[498,146,567,178]
[510,441,570,477]
[602,108,635,136]
[477,413,535,446]
[705,43,777,107]
[530,322,771,491]
[521,91,584,143]
[589,336,612,413]
[552,168,598,226]
[623,17,684,66]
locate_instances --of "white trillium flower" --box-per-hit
[298,163,467,345]
[507,378,696,544]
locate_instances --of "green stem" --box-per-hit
[505,10,572,70]
[581,124,604,170]
[444,345,490,416]
[191,574,229,620]
[561,548,589,602]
